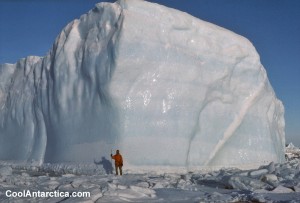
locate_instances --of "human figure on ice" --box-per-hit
[111,150,123,175]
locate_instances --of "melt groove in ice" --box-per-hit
[0,0,285,170]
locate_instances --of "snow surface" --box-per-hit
[0,0,285,169]
[0,145,299,202]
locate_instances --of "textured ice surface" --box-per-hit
[0,0,285,169]
[1,147,300,203]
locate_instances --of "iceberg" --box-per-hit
[0,0,285,169]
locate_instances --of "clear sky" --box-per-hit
[0,0,299,146]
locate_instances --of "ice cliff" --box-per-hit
[0,0,285,169]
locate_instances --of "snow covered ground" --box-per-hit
[0,144,300,202]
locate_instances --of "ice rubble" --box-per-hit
[0,0,285,169]
[0,145,300,202]
[285,143,300,160]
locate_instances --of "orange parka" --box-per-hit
[112,154,123,167]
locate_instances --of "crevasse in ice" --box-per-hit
[0,0,285,169]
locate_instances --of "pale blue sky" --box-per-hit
[0,0,299,145]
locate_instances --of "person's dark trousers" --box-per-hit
[115,165,122,175]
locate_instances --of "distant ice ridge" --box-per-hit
[0,0,285,169]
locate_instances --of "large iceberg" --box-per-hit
[0,0,285,169]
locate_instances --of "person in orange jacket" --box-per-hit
[111,150,123,175]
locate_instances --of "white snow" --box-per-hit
[0,145,300,202]
[0,0,284,169]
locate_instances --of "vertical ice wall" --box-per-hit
[113,0,285,169]
[0,0,285,169]
[0,2,124,164]
[0,57,46,162]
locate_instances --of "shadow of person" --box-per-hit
[94,156,113,174]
